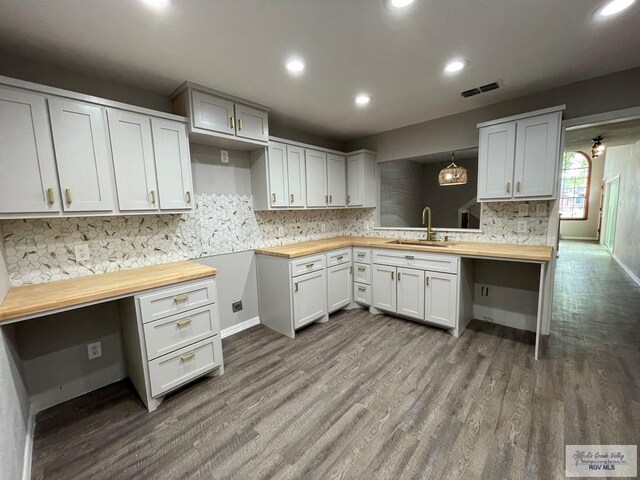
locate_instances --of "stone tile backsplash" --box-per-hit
[1,194,550,286]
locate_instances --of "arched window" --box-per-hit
[559,151,591,220]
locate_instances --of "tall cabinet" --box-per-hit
[477,105,564,202]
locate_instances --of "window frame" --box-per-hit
[559,151,592,221]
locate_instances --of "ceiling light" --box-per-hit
[354,94,372,106]
[444,60,469,73]
[389,0,415,8]
[286,58,305,74]
[141,0,172,10]
[598,0,635,16]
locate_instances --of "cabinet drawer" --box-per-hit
[353,248,371,264]
[354,263,371,284]
[149,336,222,398]
[143,304,220,361]
[138,279,217,323]
[354,282,371,306]
[372,249,459,274]
[290,255,325,277]
[326,249,351,267]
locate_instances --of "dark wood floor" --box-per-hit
[31,241,640,480]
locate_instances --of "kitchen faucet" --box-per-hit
[422,206,436,241]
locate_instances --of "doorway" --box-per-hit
[602,175,620,254]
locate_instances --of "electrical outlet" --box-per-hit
[518,204,529,217]
[536,204,547,217]
[221,150,229,163]
[321,223,326,232]
[232,301,243,313]
[74,243,90,262]
[277,226,284,237]
[517,220,528,234]
[87,341,102,360]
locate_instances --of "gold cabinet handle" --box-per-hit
[357,253,365,257]
[174,294,190,303]
[358,286,366,291]
[337,256,343,261]
[506,182,511,194]
[329,194,333,204]
[186,191,192,204]
[150,190,156,205]
[294,282,299,292]
[425,276,430,286]
[358,266,365,271]
[177,318,192,327]
[398,272,401,281]
[180,351,196,362]
[391,271,394,280]
[347,195,351,204]
[47,188,55,205]
[516,181,521,194]
[65,188,72,204]
[229,116,235,129]
[290,193,294,203]
[238,118,243,131]
[325,194,328,204]
[405,255,414,260]
[305,263,314,268]
[272,193,276,203]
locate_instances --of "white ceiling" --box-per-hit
[1,0,640,141]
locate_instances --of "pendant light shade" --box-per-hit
[438,152,468,186]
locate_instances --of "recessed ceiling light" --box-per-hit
[141,0,172,10]
[598,0,635,16]
[389,0,415,8]
[355,94,372,106]
[286,58,305,74]
[444,59,469,73]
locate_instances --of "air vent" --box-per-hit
[461,81,500,98]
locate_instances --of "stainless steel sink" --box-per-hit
[387,239,454,248]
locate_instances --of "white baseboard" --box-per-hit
[613,254,640,287]
[22,405,35,480]
[221,316,260,339]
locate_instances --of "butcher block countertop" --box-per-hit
[254,236,554,263]
[0,261,217,324]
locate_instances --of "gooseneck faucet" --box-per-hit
[422,206,435,241]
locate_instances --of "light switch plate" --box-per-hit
[221,150,229,163]
[536,204,547,217]
[518,204,529,217]
[74,243,90,263]
[517,220,528,234]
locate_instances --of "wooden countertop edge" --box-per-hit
[0,261,217,323]
[254,238,554,262]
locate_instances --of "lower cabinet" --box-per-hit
[397,267,425,320]
[372,264,397,312]
[327,263,352,313]
[292,269,327,328]
[425,271,458,328]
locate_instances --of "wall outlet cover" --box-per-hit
[536,204,547,217]
[74,243,91,263]
[221,150,230,163]
[232,301,243,313]
[277,226,284,237]
[87,341,102,360]
[517,220,528,234]
[518,204,529,217]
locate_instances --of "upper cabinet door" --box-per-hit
[0,87,60,214]
[477,122,516,200]
[286,145,306,207]
[513,112,561,198]
[397,267,425,321]
[425,271,457,328]
[346,155,363,206]
[267,142,288,208]
[48,98,114,212]
[151,118,193,210]
[305,149,327,207]
[327,154,346,207]
[107,109,159,211]
[191,90,235,135]
[235,104,268,142]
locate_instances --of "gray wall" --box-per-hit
[0,230,30,480]
[345,67,640,161]
[604,141,640,280]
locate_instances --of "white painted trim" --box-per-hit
[22,405,35,480]
[560,236,598,241]
[477,104,566,128]
[268,136,346,155]
[221,316,260,339]
[612,254,640,287]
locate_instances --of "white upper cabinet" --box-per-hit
[346,151,376,207]
[513,112,561,198]
[0,86,60,214]
[151,118,193,210]
[305,149,328,207]
[424,271,457,328]
[286,145,306,208]
[48,98,114,212]
[234,104,269,142]
[190,90,235,135]
[397,267,425,321]
[267,142,288,208]
[107,109,159,211]
[327,154,346,207]
[477,106,564,202]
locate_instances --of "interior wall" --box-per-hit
[0,228,31,480]
[345,67,640,162]
[603,141,640,281]
[560,151,605,240]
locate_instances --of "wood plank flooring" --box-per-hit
[31,241,640,479]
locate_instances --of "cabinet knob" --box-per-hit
[65,188,72,204]
[46,188,55,205]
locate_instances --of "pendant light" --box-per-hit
[591,136,605,158]
[438,152,468,186]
